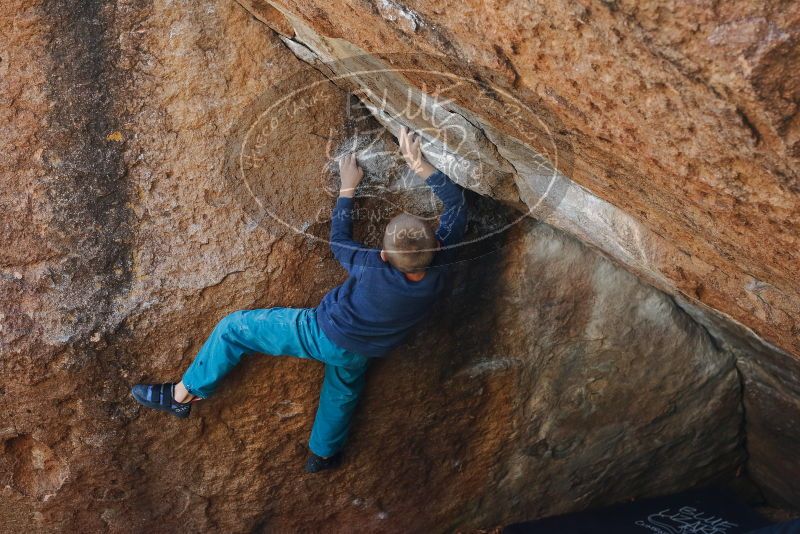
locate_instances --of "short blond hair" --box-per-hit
[382,214,438,273]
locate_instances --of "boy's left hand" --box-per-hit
[339,153,364,198]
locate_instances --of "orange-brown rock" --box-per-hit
[244,0,800,511]
[254,0,800,357]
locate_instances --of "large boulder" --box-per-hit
[242,0,800,511]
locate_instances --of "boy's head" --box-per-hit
[381,213,438,273]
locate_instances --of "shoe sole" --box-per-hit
[131,388,191,419]
[305,455,342,473]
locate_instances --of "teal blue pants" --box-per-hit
[182,308,370,458]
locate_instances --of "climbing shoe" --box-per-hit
[304,452,342,473]
[131,383,192,419]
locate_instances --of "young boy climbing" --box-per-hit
[131,127,468,473]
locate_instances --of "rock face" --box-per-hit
[0,0,795,532]
[242,0,800,511]
[253,0,800,358]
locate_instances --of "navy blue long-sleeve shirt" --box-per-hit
[315,170,467,357]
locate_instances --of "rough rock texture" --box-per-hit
[254,0,800,358]
[0,0,795,532]
[239,0,800,510]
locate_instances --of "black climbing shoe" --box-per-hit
[304,452,342,473]
[131,383,192,419]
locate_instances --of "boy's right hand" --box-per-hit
[339,153,364,198]
[398,126,436,179]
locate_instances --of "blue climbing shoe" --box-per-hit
[131,383,192,419]
[305,452,342,473]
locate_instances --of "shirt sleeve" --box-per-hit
[426,170,468,248]
[329,196,377,275]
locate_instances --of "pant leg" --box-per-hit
[182,308,315,399]
[308,360,369,457]
[182,306,370,455]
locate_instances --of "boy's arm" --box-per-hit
[329,154,374,274]
[397,126,468,250]
[329,196,374,274]
[426,170,467,247]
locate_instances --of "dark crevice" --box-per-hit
[736,107,763,146]
[670,294,761,502]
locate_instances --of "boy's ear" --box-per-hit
[380,250,388,263]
